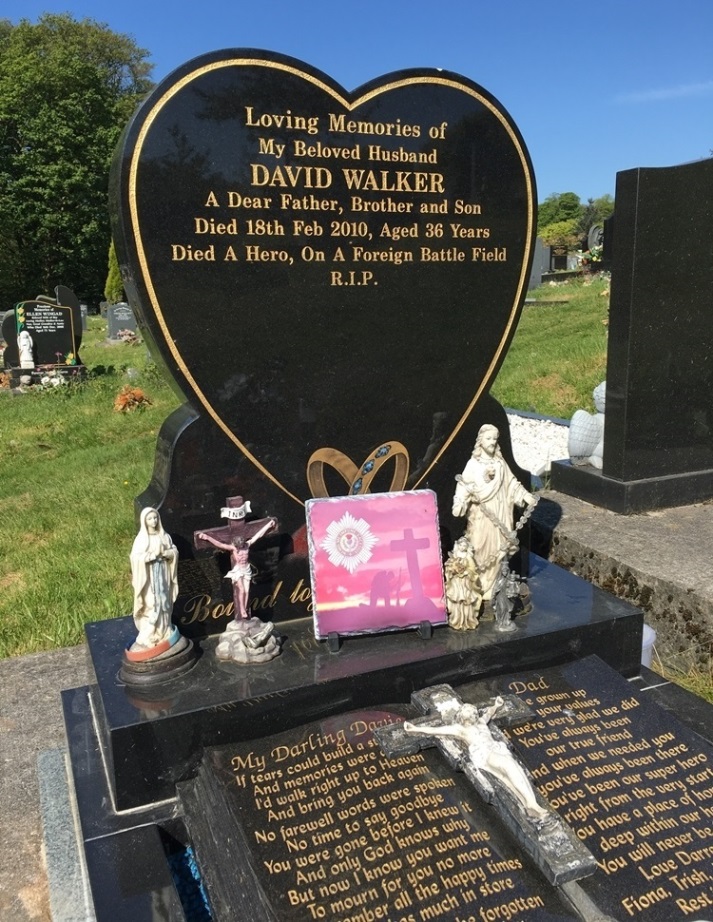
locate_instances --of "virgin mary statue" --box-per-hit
[130,507,179,650]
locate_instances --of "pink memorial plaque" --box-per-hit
[306,490,446,640]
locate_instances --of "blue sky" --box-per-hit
[4,0,712,202]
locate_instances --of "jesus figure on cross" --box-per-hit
[195,497,277,621]
[403,694,549,821]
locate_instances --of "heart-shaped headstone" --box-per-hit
[111,50,535,628]
[113,50,534,498]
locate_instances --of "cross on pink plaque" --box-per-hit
[306,490,446,639]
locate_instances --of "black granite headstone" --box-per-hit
[552,158,713,511]
[2,300,76,367]
[2,285,84,369]
[110,49,537,632]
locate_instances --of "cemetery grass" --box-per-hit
[0,316,181,657]
[0,277,617,656]
[491,274,610,417]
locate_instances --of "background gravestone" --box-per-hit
[550,245,568,271]
[107,302,137,340]
[111,49,537,633]
[527,237,549,289]
[54,284,83,343]
[2,285,84,370]
[2,301,76,367]
[552,158,713,511]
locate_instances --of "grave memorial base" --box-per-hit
[59,44,713,922]
[61,639,713,922]
[551,458,713,514]
[59,555,648,920]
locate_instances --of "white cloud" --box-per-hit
[616,80,713,104]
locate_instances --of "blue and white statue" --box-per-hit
[130,507,179,653]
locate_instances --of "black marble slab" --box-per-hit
[83,825,186,922]
[552,158,713,512]
[498,656,713,921]
[85,555,641,811]
[61,686,189,919]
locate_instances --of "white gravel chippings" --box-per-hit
[506,413,569,478]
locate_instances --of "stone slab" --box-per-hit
[84,556,641,810]
[37,749,94,922]
[533,490,713,667]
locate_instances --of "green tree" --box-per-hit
[537,192,583,234]
[538,219,580,247]
[0,14,152,308]
[104,239,124,302]
[576,194,615,237]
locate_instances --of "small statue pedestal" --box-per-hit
[215,617,281,664]
[120,628,197,686]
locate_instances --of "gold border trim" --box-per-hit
[127,58,535,504]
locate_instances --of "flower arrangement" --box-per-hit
[117,329,141,345]
[581,244,603,265]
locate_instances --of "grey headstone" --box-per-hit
[107,302,137,340]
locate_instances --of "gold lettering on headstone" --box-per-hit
[164,95,509,288]
[505,682,713,918]
[224,714,550,920]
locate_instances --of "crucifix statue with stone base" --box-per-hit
[194,496,276,621]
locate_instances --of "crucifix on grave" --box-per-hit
[374,683,597,888]
[194,497,277,621]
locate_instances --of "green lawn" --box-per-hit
[492,274,609,416]
[0,316,181,656]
